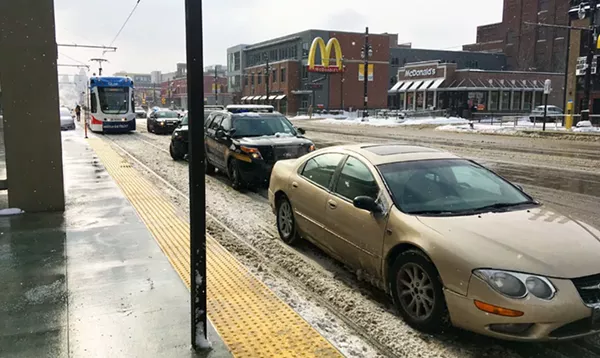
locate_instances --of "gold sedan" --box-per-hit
[268,144,600,341]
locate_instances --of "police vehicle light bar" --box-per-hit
[226,105,275,113]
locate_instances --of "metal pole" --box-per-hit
[340,58,344,110]
[543,93,548,131]
[184,0,208,350]
[582,0,598,122]
[265,55,270,103]
[363,27,369,120]
[214,66,218,105]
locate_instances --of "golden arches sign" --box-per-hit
[307,37,343,73]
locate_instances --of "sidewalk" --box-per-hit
[0,129,231,357]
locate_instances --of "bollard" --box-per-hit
[565,101,573,130]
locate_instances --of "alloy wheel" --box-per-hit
[278,200,293,238]
[396,263,436,321]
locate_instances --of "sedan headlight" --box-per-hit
[474,269,556,300]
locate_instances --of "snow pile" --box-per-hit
[437,120,600,135]
[303,116,468,127]
[292,113,348,120]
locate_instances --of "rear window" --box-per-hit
[60,108,71,116]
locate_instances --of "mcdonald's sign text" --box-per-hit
[307,37,344,73]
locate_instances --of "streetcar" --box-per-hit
[85,76,136,133]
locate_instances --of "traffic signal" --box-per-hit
[161,97,166,105]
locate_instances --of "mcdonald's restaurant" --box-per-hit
[235,29,393,115]
[388,61,564,113]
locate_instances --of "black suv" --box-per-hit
[205,105,314,189]
[170,106,224,160]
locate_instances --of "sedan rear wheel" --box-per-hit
[276,196,299,245]
[227,159,243,190]
[390,250,449,333]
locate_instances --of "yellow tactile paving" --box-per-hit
[88,138,342,358]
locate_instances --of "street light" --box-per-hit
[263,53,271,103]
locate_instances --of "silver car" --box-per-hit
[60,107,75,130]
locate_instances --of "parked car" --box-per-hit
[146,109,181,134]
[60,107,75,130]
[268,143,600,341]
[204,105,315,189]
[135,106,147,118]
[529,105,563,122]
[170,107,223,160]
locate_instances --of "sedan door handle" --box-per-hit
[327,199,337,209]
[291,182,299,189]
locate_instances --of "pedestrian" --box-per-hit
[75,104,81,122]
[308,105,313,120]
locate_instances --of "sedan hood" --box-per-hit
[417,206,600,278]
[237,135,312,146]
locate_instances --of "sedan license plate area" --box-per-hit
[592,306,600,330]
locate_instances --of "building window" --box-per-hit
[234,52,241,71]
[258,71,262,84]
[281,68,286,82]
[302,42,309,58]
[512,91,522,110]
[244,75,248,86]
[272,69,277,83]
[501,91,510,110]
[251,73,254,85]
[302,65,308,79]
[523,91,533,111]
[489,91,499,110]
[390,76,397,86]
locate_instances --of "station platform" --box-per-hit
[0,129,342,357]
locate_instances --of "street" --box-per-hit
[98,118,600,358]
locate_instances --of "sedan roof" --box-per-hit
[323,144,458,166]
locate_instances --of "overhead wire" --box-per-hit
[103,0,143,55]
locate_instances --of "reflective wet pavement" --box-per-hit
[0,131,231,357]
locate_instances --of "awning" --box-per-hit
[397,81,414,93]
[241,96,248,101]
[245,96,254,101]
[429,78,444,90]
[388,81,405,93]
[260,95,267,100]
[275,94,287,100]
[406,80,423,91]
[417,79,434,91]
[269,95,277,100]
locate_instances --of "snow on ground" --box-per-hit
[436,119,600,135]
[292,115,468,127]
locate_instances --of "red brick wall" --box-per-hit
[327,31,390,110]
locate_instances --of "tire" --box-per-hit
[276,195,299,245]
[170,143,184,161]
[147,121,153,133]
[204,153,215,175]
[390,249,450,333]
[227,158,243,190]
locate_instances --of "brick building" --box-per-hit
[230,29,394,115]
[464,0,570,73]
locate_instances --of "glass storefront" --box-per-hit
[501,91,511,110]
[512,91,522,110]
[426,92,434,109]
[416,92,424,109]
[489,91,499,111]
[406,93,414,109]
[523,91,533,111]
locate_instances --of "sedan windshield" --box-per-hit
[98,87,129,114]
[155,111,178,118]
[231,115,297,137]
[378,159,534,216]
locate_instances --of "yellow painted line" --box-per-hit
[88,138,342,358]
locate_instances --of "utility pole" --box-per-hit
[265,53,270,103]
[361,27,372,120]
[214,66,218,105]
[90,58,108,76]
[582,0,598,122]
[340,57,345,110]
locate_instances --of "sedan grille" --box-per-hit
[572,273,600,306]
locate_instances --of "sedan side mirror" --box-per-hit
[353,196,381,213]
[296,127,306,135]
[215,130,226,139]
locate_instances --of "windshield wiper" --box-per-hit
[408,210,459,216]
[466,201,538,214]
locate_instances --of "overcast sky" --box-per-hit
[55,0,503,76]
